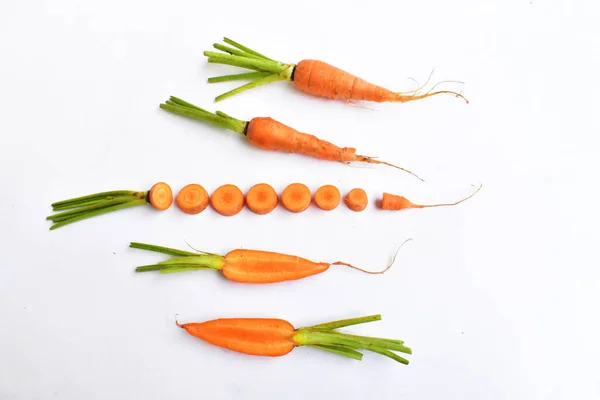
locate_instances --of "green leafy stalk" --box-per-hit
[214,73,285,102]
[303,314,382,331]
[49,199,147,230]
[51,190,138,210]
[208,71,272,83]
[310,345,363,361]
[222,37,274,60]
[47,197,137,222]
[160,96,247,134]
[129,242,198,257]
[130,242,226,273]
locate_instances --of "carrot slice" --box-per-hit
[176,184,209,215]
[313,185,340,211]
[344,188,368,212]
[211,184,244,216]
[148,182,173,211]
[246,183,278,215]
[281,183,311,213]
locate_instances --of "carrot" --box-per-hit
[202,37,467,105]
[159,97,424,181]
[130,239,411,284]
[245,183,278,215]
[176,184,209,215]
[380,184,482,211]
[313,185,341,211]
[176,314,412,364]
[344,188,368,212]
[281,183,311,213]
[211,184,244,216]
[46,182,173,230]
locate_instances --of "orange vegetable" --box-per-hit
[211,184,244,216]
[176,314,412,364]
[313,185,341,211]
[281,183,311,213]
[46,183,173,230]
[245,183,278,215]
[344,188,368,212]
[203,37,467,105]
[380,184,482,210]
[159,97,424,181]
[130,239,411,284]
[176,184,209,215]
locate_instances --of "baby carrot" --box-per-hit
[46,182,172,230]
[177,314,412,364]
[245,183,278,215]
[211,184,244,216]
[176,184,209,215]
[203,37,467,105]
[159,97,423,181]
[380,184,482,211]
[313,185,341,211]
[344,188,368,212]
[130,239,411,284]
[281,183,311,213]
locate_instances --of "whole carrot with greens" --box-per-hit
[46,182,172,230]
[177,314,411,364]
[130,239,411,283]
[160,96,424,181]
[203,37,467,105]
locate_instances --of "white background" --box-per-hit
[1,0,599,399]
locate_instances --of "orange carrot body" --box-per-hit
[179,318,295,357]
[223,249,330,283]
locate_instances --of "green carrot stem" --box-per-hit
[208,71,272,83]
[157,255,223,267]
[52,197,121,211]
[129,242,198,257]
[207,57,265,72]
[160,101,247,135]
[214,74,285,102]
[47,196,139,221]
[222,37,273,60]
[49,199,147,230]
[159,266,214,274]
[212,44,264,60]
[51,190,138,209]
[304,315,382,331]
[204,52,287,74]
[339,334,411,354]
[362,344,410,365]
[310,345,363,361]
[341,334,406,348]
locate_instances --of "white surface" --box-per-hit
[1,0,599,399]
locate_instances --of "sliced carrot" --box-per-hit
[211,184,244,216]
[380,184,482,210]
[281,183,311,213]
[344,188,368,212]
[245,183,278,215]
[176,184,209,215]
[149,182,173,211]
[313,185,341,211]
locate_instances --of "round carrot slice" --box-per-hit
[313,185,341,211]
[281,183,311,213]
[148,182,173,211]
[211,184,244,216]
[344,188,368,212]
[246,183,278,215]
[176,184,209,215]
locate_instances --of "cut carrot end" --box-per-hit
[380,184,483,211]
[149,182,173,211]
[281,183,311,213]
[344,188,368,212]
[313,185,341,211]
[245,183,278,215]
[176,184,209,215]
[211,184,245,216]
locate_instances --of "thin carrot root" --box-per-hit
[381,183,482,210]
[331,238,413,274]
[395,71,469,104]
[360,156,425,182]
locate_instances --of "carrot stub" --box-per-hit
[176,314,412,364]
[245,183,278,215]
[344,188,368,212]
[211,184,245,216]
[130,239,411,284]
[176,184,209,215]
[313,185,341,211]
[281,183,311,213]
[380,184,482,210]
[46,182,173,230]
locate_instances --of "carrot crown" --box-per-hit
[203,37,294,102]
[293,314,412,364]
[159,96,247,134]
[130,242,226,273]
